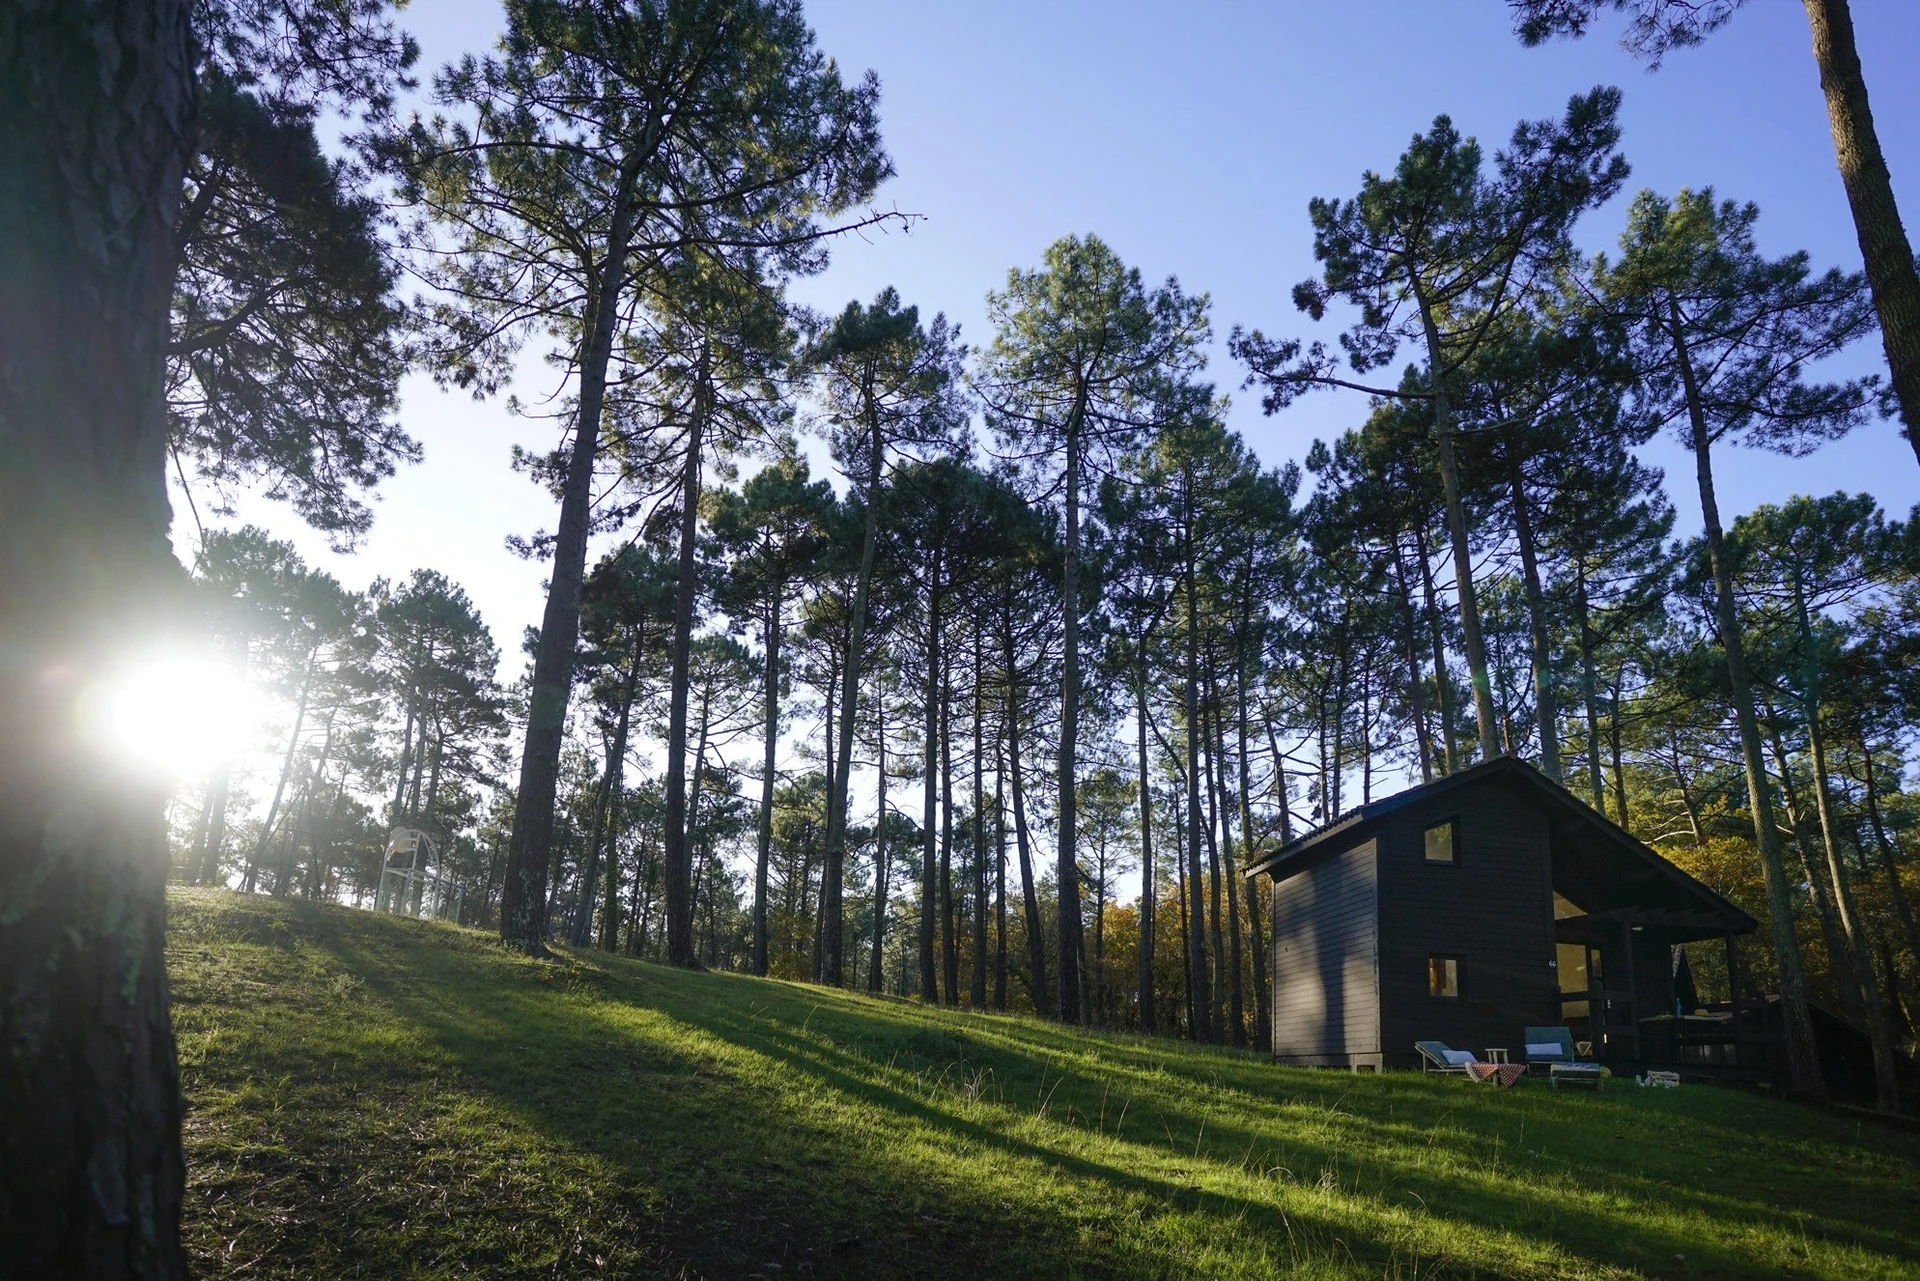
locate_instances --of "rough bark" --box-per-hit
[0,2,195,1272]
[1802,0,1920,466]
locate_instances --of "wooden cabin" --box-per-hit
[1243,756,1762,1074]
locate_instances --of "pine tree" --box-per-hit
[1234,87,1629,763]
[1599,186,1881,1099]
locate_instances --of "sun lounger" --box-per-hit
[1523,1026,1577,1071]
[1415,1042,1525,1085]
[1415,1041,1475,1075]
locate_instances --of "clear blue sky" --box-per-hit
[193,0,1920,697]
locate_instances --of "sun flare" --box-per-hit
[80,653,269,778]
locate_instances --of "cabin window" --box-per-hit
[1428,954,1463,1000]
[1423,818,1457,864]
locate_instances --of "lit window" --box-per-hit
[1424,819,1456,864]
[1429,954,1462,1000]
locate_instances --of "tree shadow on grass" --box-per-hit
[639,964,1920,1263]
[191,898,1920,1280]
[652,988,1915,1280]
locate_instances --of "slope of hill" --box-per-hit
[167,890,1920,1279]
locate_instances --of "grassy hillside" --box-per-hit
[168,890,1920,1279]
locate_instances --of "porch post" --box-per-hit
[1618,920,1638,1061]
[1724,930,1744,1067]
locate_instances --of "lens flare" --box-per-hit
[80,653,268,778]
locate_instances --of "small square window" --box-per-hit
[1428,954,1462,1000]
[1424,819,1456,864]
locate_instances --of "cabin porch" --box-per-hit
[1551,906,1774,1082]
[1543,799,1770,1082]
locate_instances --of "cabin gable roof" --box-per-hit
[1243,755,1756,936]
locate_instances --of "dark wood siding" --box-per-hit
[1269,839,1379,1064]
[1375,778,1558,1067]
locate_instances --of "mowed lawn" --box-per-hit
[167,890,1920,1279]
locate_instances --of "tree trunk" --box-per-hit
[192,631,249,884]
[1173,782,1193,1035]
[1763,701,1860,1018]
[1209,680,1246,1048]
[1233,652,1272,1052]
[1574,560,1608,813]
[1607,668,1629,827]
[1416,294,1499,762]
[1802,0,1920,466]
[870,700,889,993]
[500,154,646,953]
[919,575,942,1002]
[0,1,195,1269]
[580,636,641,947]
[1182,482,1213,1044]
[971,641,989,1007]
[1414,524,1458,774]
[194,765,233,887]
[389,686,415,827]
[1504,442,1562,780]
[246,648,316,892]
[1266,718,1296,846]
[994,742,1009,1011]
[824,381,887,988]
[754,599,781,975]
[1792,571,1901,1111]
[939,640,958,1005]
[1056,426,1086,1023]
[1004,637,1050,1017]
[1202,699,1228,1044]
[1135,665,1158,1032]
[663,356,710,967]
[1391,537,1434,782]
[282,714,336,897]
[1670,297,1826,1099]
[572,731,617,945]
[1860,744,1920,966]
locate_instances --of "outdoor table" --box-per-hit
[1550,1062,1604,1092]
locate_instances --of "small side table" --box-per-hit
[1485,1047,1509,1065]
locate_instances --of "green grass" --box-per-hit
[167,889,1920,1279]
